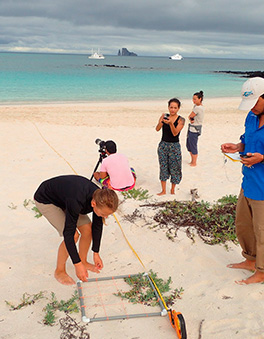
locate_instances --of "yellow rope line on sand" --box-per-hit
[32,121,78,175]
[32,121,169,311]
[112,213,146,270]
[148,275,169,310]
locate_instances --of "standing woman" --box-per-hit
[156,98,185,195]
[186,91,204,166]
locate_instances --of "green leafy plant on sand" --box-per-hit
[31,206,42,218]
[8,199,42,218]
[121,187,152,201]
[115,270,183,307]
[5,291,45,310]
[23,199,33,209]
[217,195,238,205]
[5,290,79,326]
[43,291,79,326]
[8,202,17,210]
[23,198,43,218]
[141,195,238,248]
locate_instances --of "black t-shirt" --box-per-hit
[34,175,102,264]
[161,116,181,142]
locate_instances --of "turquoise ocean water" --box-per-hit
[0,52,263,103]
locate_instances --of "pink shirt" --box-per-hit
[100,153,134,189]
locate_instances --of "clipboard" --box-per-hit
[223,153,241,162]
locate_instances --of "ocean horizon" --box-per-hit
[0,52,263,104]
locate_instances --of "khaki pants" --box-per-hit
[236,189,264,272]
[35,201,91,236]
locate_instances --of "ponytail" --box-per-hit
[193,91,204,101]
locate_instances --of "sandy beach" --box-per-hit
[1,98,263,339]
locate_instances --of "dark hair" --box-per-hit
[168,98,181,108]
[193,91,204,101]
[105,140,117,154]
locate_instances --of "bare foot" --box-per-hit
[227,259,255,271]
[157,191,166,196]
[83,261,100,273]
[189,162,196,167]
[170,190,175,195]
[235,271,264,285]
[54,270,75,285]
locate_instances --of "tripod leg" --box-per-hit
[90,155,103,181]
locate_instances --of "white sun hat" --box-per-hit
[238,77,264,111]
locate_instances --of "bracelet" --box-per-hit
[261,154,264,164]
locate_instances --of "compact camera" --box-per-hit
[164,113,170,120]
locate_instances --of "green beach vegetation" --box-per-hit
[141,195,238,248]
[115,270,183,307]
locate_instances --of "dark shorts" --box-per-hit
[186,130,199,155]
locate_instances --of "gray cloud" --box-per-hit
[0,0,264,58]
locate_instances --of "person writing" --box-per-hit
[34,175,119,285]
[186,90,204,166]
[93,140,136,191]
[221,77,264,284]
[156,98,185,195]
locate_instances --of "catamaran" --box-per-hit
[169,53,183,60]
[88,49,105,59]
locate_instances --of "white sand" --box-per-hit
[1,98,263,339]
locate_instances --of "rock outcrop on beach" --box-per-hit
[215,70,264,78]
[117,48,137,56]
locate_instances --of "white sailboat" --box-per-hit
[169,53,183,60]
[88,49,105,60]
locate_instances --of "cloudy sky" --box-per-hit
[1,0,264,59]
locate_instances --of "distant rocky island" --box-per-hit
[214,70,264,78]
[118,48,137,56]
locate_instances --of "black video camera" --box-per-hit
[95,139,107,158]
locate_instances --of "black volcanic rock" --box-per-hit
[215,70,264,78]
[118,48,137,56]
[85,64,130,68]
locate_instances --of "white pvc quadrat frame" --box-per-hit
[77,272,167,323]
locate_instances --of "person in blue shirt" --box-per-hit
[221,77,264,285]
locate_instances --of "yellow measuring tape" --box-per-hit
[32,122,78,175]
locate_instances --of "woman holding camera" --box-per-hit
[186,91,204,166]
[156,98,185,195]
